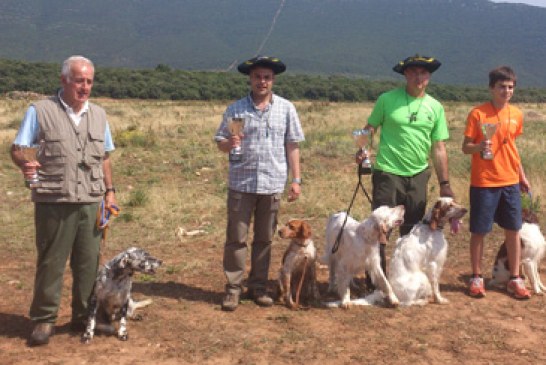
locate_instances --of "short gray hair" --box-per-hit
[61,56,94,80]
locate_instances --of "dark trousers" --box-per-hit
[223,190,280,294]
[30,202,101,323]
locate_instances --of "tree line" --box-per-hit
[1,59,546,103]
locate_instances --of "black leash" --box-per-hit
[331,165,373,253]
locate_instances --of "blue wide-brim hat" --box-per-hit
[237,56,286,75]
[393,54,441,74]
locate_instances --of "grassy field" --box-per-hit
[0,97,545,364]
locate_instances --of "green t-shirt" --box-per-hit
[368,88,449,176]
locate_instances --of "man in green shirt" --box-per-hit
[357,55,454,281]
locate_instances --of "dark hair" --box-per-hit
[489,66,517,88]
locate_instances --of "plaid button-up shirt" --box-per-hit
[215,94,304,194]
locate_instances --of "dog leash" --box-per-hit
[96,199,121,262]
[331,166,373,253]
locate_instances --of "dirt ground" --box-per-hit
[1,224,545,365]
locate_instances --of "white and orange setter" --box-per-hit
[277,219,320,309]
[322,205,405,309]
[388,197,467,306]
[489,208,546,294]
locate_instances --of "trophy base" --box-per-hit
[480,151,494,160]
[358,164,372,175]
[229,153,243,162]
[25,180,40,189]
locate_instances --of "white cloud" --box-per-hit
[491,0,546,7]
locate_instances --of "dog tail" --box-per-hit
[131,298,153,309]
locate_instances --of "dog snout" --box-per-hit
[278,227,289,239]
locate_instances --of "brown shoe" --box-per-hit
[29,323,54,346]
[221,292,240,311]
[251,290,273,307]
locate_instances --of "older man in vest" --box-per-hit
[10,55,117,346]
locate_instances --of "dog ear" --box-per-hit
[299,221,312,239]
[118,255,129,268]
[429,201,442,230]
[377,222,388,244]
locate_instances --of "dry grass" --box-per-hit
[1,97,545,364]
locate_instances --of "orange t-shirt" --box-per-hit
[464,102,523,187]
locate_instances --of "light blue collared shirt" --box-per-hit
[13,105,115,152]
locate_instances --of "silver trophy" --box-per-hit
[353,129,373,175]
[228,117,245,162]
[17,145,40,188]
[480,123,498,160]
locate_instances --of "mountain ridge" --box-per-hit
[0,0,545,86]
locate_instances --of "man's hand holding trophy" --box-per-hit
[480,122,498,160]
[16,144,41,189]
[228,117,246,162]
[353,128,373,175]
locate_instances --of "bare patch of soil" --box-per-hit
[1,226,545,365]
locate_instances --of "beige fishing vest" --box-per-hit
[32,96,107,203]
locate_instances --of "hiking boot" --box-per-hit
[507,277,531,300]
[221,291,240,311]
[251,289,273,307]
[29,323,54,346]
[468,277,486,298]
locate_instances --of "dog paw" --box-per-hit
[436,297,449,305]
[118,333,129,341]
[387,296,399,308]
[288,303,300,310]
[131,314,143,321]
[81,333,93,344]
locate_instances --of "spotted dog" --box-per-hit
[82,247,162,343]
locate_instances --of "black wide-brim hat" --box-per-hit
[393,55,441,74]
[237,56,286,75]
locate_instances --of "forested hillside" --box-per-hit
[0,0,546,86]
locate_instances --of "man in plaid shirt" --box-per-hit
[215,56,304,311]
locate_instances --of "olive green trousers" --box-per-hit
[30,202,101,324]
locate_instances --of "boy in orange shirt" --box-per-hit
[462,66,531,299]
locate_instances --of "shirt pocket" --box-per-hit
[41,132,65,160]
[87,128,105,162]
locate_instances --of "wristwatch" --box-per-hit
[105,187,116,194]
[292,178,302,185]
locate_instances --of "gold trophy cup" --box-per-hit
[228,117,246,162]
[480,123,498,160]
[353,129,373,175]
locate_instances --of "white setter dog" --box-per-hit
[277,219,320,309]
[321,205,405,308]
[489,208,546,294]
[387,197,467,306]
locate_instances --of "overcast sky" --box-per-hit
[491,0,546,7]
